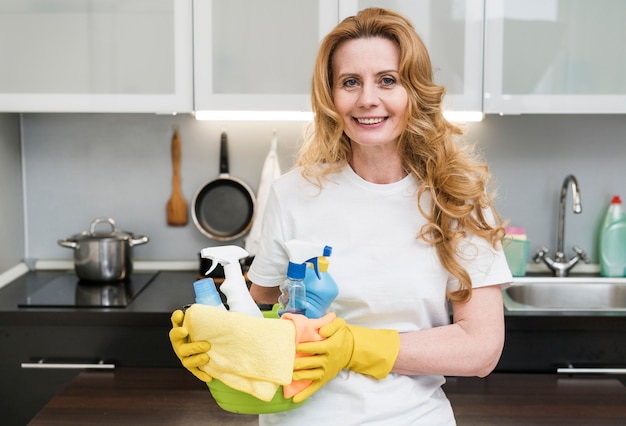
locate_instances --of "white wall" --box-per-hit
[18,113,626,266]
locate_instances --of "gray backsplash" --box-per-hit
[468,114,625,266]
[0,114,24,272]
[4,112,626,267]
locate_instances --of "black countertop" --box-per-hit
[0,270,199,326]
[3,269,626,324]
[1,269,625,374]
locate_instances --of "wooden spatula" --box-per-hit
[166,126,188,226]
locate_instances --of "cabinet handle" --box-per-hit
[557,367,626,375]
[21,359,115,370]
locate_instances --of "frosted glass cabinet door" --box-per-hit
[0,0,193,113]
[339,0,484,112]
[484,0,626,114]
[193,0,339,112]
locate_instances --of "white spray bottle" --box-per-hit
[200,245,263,318]
[278,240,328,317]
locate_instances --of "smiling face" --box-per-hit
[331,36,408,151]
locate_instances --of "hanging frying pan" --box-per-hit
[191,132,256,241]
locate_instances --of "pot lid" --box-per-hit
[70,217,133,241]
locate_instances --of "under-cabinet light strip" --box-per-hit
[193,110,484,123]
[194,110,313,121]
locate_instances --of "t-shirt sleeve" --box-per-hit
[246,185,289,288]
[446,208,513,293]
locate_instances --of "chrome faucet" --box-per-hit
[534,174,589,277]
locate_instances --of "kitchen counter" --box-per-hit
[0,270,200,325]
[0,270,201,425]
[2,269,626,424]
[4,269,626,320]
[1,269,625,373]
[30,368,626,425]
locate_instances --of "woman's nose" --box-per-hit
[357,83,380,107]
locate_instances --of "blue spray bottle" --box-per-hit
[304,245,338,319]
[193,277,226,310]
[278,240,327,317]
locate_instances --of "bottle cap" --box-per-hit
[318,257,329,272]
[287,262,306,280]
[612,195,622,204]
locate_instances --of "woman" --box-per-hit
[172,7,511,425]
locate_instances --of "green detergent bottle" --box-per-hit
[599,195,626,277]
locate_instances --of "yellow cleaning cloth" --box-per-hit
[183,304,296,401]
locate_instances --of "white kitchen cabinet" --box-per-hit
[339,0,485,113]
[0,0,193,113]
[193,0,339,113]
[484,0,626,114]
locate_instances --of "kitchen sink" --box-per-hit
[503,278,626,311]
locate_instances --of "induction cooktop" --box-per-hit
[18,271,158,308]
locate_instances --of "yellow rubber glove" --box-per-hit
[290,317,400,403]
[169,309,213,382]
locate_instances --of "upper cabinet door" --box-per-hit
[339,0,484,112]
[193,0,339,112]
[0,0,193,113]
[484,0,626,114]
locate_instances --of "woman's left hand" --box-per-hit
[291,317,400,402]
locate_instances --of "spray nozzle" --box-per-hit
[284,240,332,280]
[201,245,249,276]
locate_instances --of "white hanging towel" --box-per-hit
[245,129,282,256]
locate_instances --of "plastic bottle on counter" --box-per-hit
[278,240,327,317]
[200,245,263,318]
[304,246,338,319]
[193,277,226,310]
[599,195,626,277]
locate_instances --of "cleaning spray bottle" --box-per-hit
[201,245,263,318]
[304,245,338,319]
[278,240,327,317]
[193,277,227,310]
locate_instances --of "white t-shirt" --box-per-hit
[247,165,512,426]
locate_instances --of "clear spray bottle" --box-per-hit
[278,240,327,317]
[200,245,263,318]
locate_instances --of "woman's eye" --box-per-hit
[381,76,396,86]
[343,78,358,88]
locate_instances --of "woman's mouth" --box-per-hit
[356,117,386,125]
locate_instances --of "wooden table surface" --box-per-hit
[30,368,626,425]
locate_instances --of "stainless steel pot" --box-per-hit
[58,217,149,282]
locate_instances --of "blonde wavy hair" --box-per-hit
[296,7,505,302]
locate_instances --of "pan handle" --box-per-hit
[219,131,229,174]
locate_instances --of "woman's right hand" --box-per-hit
[169,309,213,382]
